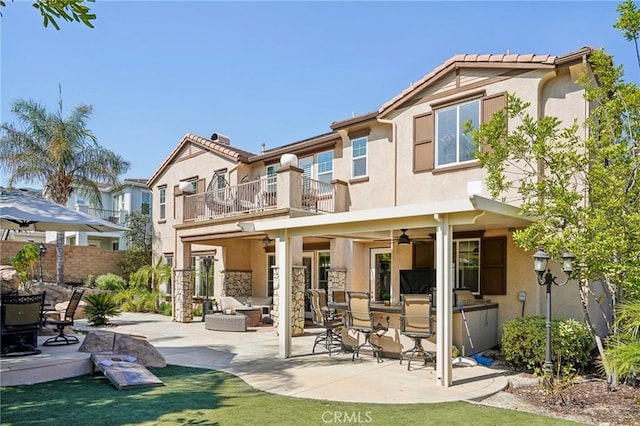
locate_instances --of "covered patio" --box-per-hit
[1,312,509,403]
[242,194,533,387]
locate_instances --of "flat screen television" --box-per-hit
[399,268,435,296]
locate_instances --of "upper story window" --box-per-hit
[413,92,506,173]
[266,165,277,193]
[299,151,333,183]
[435,99,479,166]
[317,151,333,183]
[141,191,151,215]
[113,193,125,211]
[159,187,166,220]
[351,137,367,178]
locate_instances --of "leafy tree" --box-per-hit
[11,243,40,286]
[116,211,153,278]
[615,0,640,67]
[470,2,640,382]
[0,88,130,286]
[0,0,96,30]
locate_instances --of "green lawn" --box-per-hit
[0,365,578,425]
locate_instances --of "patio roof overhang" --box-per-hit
[240,195,533,238]
[239,195,534,388]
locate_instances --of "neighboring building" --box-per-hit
[148,47,604,386]
[54,178,152,250]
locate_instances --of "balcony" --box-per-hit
[183,175,339,222]
[86,207,127,225]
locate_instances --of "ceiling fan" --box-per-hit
[375,229,433,245]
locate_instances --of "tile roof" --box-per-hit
[379,46,596,116]
[147,133,256,187]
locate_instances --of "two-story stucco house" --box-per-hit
[53,178,152,250]
[148,46,601,387]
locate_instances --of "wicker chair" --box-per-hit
[346,291,388,362]
[308,289,342,355]
[399,294,435,370]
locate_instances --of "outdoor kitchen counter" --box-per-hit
[328,300,499,356]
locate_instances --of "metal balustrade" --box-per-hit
[184,175,336,222]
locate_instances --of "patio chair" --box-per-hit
[399,294,435,370]
[308,289,342,355]
[43,289,85,346]
[1,292,46,357]
[346,291,388,363]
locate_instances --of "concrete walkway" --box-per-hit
[1,312,509,404]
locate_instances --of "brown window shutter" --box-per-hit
[481,236,507,295]
[197,178,205,193]
[413,112,434,172]
[481,92,507,154]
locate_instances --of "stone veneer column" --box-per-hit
[327,268,347,303]
[220,270,252,296]
[272,265,306,336]
[174,269,194,323]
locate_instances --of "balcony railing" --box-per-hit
[184,176,277,221]
[184,175,336,222]
[302,177,335,213]
[87,207,125,224]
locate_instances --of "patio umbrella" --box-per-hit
[0,192,129,233]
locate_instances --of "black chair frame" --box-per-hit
[43,289,85,346]
[308,289,342,355]
[1,292,46,357]
[399,294,435,370]
[346,291,389,363]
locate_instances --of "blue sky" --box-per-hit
[1,1,638,184]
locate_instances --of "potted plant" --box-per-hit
[382,293,391,306]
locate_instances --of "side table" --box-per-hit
[234,307,262,327]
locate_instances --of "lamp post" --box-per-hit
[533,249,575,387]
[201,256,213,322]
[38,243,47,284]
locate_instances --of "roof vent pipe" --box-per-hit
[261,143,266,153]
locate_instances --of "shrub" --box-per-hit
[95,273,127,291]
[159,302,172,316]
[85,293,121,326]
[501,315,592,376]
[12,243,40,284]
[114,287,159,312]
[83,274,97,288]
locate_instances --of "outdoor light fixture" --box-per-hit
[532,248,575,386]
[38,243,47,284]
[201,255,214,322]
[262,236,274,246]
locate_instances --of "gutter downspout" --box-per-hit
[376,117,398,206]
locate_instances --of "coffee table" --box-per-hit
[234,307,262,326]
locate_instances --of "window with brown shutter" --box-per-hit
[481,92,507,154]
[413,112,434,172]
[481,236,507,295]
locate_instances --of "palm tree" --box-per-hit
[131,257,172,294]
[0,88,130,285]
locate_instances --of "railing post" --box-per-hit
[332,179,349,213]
[276,165,303,210]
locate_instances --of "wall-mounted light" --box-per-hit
[262,236,274,246]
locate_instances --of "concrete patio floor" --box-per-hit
[0,312,509,404]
